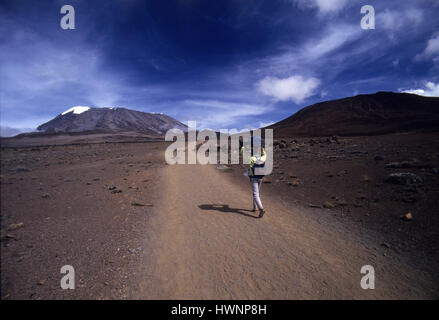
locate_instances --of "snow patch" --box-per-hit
[62,106,91,115]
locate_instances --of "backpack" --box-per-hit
[253,156,266,176]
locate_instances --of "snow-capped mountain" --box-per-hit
[37,106,187,135]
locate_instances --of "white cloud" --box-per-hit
[303,24,360,60]
[377,8,424,41]
[227,121,274,134]
[415,33,439,61]
[0,125,36,137]
[182,99,273,130]
[228,128,253,134]
[378,8,423,32]
[401,82,439,97]
[293,0,349,15]
[424,35,439,56]
[256,75,320,103]
[247,23,362,82]
[0,126,22,137]
[258,121,275,128]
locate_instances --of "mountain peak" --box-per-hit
[38,106,187,135]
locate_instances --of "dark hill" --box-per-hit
[267,92,439,137]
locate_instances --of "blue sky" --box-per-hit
[1,0,439,136]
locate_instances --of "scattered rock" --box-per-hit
[216,165,233,172]
[353,202,363,208]
[128,247,142,254]
[111,189,122,194]
[356,194,367,200]
[308,204,322,208]
[41,193,49,199]
[381,242,391,249]
[401,213,413,221]
[15,167,29,172]
[395,187,423,203]
[38,280,46,286]
[385,161,413,168]
[374,155,384,161]
[7,222,24,231]
[131,201,153,207]
[63,178,72,182]
[326,155,345,161]
[336,199,348,207]
[384,173,423,186]
[323,201,336,209]
[287,179,300,187]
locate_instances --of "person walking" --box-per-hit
[241,136,266,218]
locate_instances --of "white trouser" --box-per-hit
[250,177,263,210]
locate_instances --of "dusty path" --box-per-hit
[136,164,437,299]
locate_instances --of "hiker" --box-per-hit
[240,136,266,218]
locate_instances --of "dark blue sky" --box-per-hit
[1,0,439,135]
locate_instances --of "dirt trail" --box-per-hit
[137,164,436,299]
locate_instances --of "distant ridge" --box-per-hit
[267,92,439,137]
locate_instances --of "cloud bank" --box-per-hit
[293,0,349,15]
[401,82,439,97]
[256,75,320,103]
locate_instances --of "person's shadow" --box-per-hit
[198,204,259,219]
